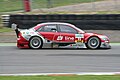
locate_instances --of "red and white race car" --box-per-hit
[13,22,111,49]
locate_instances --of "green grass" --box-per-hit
[0,27,12,33]
[0,0,103,12]
[0,0,23,12]
[0,75,120,80]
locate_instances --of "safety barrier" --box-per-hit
[2,14,120,30]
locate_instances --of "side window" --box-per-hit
[44,25,57,32]
[36,26,44,32]
[59,25,78,34]
[36,24,57,32]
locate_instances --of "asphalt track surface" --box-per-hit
[0,44,120,74]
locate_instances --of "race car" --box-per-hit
[12,22,111,49]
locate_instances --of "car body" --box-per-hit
[15,22,111,49]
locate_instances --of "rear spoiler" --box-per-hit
[11,23,20,38]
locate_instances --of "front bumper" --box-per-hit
[100,42,111,49]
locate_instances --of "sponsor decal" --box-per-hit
[26,32,29,34]
[22,32,34,35]
[65,36,74,41]
[57,36,63,40]
[30,32,34,34]
[71,44,83,47]
[75,40,83,43]
[22,32,25,34]
[75,34,84,38]
[57,36,74,41]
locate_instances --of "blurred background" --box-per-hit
[0,0,120,13]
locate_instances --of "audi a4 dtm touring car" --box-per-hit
[12,22,111,49]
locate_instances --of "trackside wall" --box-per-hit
[7,14,120,30]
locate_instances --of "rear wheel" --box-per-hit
[29,37,43,49]
[86,37,101,49]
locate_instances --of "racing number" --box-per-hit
[75,34,84,43]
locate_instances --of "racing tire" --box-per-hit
[29,37,43,49]
[86,36,101,49]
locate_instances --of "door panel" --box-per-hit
[37,24,60,42]
[58,24,77,43]
[59,33,75,43]
[39,32,60,42]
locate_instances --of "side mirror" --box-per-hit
[51,28,57,32]
[11,23,17,30]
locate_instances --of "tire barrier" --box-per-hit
[1,15,10,27]
[3,14,120,30]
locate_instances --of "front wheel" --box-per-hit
[29,37,43,49]
[86,37,101,49]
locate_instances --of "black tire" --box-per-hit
[29,37,43,49]
[86,37,101,49]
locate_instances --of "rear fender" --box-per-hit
[29,35,45,43]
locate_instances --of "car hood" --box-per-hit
[84,32,108,38]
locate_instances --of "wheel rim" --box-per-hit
[88,37,100,49]
[30,37,41,49]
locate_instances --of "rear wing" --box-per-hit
[11,23,20,38]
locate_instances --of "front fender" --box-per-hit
[84,33,101,43]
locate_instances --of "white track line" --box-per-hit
[0,72,120,76]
